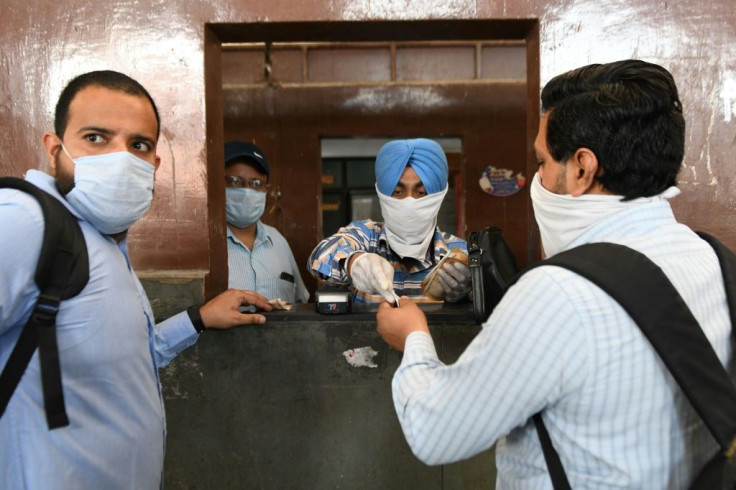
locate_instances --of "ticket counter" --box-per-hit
[161,303,495,489]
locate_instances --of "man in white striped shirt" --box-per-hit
[376,60,732,489]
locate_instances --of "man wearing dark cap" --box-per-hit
[308,138,470,305]
[225,141,308,304]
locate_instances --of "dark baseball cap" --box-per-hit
[224,141,270,177]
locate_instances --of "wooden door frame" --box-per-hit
[203,19,539,299]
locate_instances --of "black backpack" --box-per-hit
[506,233,736,489]
[0,177,89,429]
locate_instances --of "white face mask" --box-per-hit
[61,144,155,235]
[530,172,680,257]
[377,183,448,260]
[226,187,266,228]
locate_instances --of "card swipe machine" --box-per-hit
[315,290,351,314]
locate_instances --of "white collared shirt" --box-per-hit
[392,201,731,488]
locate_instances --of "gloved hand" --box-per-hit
[436,260,471,302]
[348,252,396,303]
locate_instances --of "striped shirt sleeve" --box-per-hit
[309,220,381,283]
[392,268,588,466]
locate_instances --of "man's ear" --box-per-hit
[567,147,599,197]
[154,155,161,171]
[42,132,62,176]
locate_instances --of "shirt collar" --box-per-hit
[226,220,272,248]
[25,169,125,246]
[25,169,79,217]
[569,200,677,249]
[255,221,272,246]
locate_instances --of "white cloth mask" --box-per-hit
[61,145,155,235]
[530,172,680,257]
[226,187,266,228]
[377,183,448,261]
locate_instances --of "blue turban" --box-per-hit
[375,138,448,196]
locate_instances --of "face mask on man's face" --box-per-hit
[530,172,681,257]
[60,143,155,235]
[225,187,266,229]
[377,183,447,261]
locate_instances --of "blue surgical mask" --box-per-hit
[226,187,266,228]
[61,144,155,235]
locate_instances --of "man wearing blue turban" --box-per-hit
[309,138,470,305]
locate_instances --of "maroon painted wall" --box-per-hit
[2,1,734,297]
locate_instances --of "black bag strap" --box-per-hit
[467,230,488,324]
[468,226,520,324]
[0,177,89,429]
[533,413,571,489]
[514,239,736,489]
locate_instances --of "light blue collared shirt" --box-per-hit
[227,221,309,303]
[0,170,199,489]
[392,201,732,488]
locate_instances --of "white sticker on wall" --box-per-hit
[479,166,526,197]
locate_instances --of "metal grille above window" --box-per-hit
[222,41,525,87]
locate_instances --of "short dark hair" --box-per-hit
[54,70,161,139]
[541,59,685,200]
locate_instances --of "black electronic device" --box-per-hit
[315,289,351,314]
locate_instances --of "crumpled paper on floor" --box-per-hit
[342,346,379,368]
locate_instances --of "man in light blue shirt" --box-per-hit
[0,71,272,489]
[376,60,733,488]
[225,141,309,303]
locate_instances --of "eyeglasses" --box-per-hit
[225,175,269,192]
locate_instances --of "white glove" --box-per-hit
[436,260,471,303]
[349,252,396,303]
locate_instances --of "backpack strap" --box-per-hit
[0,177,89,429]
[514,240,736,489]
[533,413,571,489]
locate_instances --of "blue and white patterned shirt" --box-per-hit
[0,170,199,489]
[308,220,467,304]
[392,200,732,489]
[227,222,309,303]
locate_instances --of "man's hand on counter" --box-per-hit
[200,289,273,329]
[376,297,430,352]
